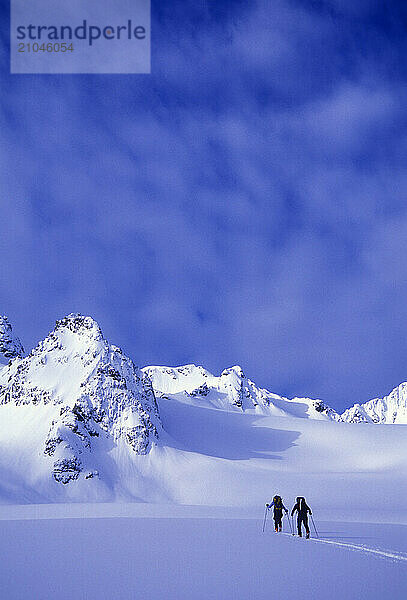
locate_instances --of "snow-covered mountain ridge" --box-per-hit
[143,363,339,421]
[0,314,160,488]
[143,363,407,424]
[340,382,407,424]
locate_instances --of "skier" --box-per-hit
[291,496,312,538]
[266,495,288,532]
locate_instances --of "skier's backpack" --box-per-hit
[273,495,282,508]
[298,497,306,512]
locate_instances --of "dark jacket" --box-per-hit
[291,497,312,517]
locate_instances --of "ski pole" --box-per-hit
[286,512,293,535]
[262,505,268,533]
[310,515,319,538]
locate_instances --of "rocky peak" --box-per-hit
[0,313,161,485]
[219,366,247,408]
[221,365,245,379]
[54,313,104,339]
[0,316,24,360]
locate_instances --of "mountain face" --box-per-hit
[143,364,340,421]
[0,312,406,504]
[0,316,24,361]
[0,314,160,487]
[341,382,407,424]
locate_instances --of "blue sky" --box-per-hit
[1,0,407,411]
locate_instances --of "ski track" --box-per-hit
[277,531,407,563]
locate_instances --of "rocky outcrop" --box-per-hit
[0,316,24,360]
[190,383,210,397]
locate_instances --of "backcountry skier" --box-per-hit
[266,495,288,532]
[291,497,312,538]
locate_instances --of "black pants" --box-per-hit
[297,514,309,536]
[274,510,283,530]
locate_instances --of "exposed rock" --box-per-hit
[53,457,82,484]
[0,316,24,360]
[190,383,210,397]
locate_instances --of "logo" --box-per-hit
[10,0,151,74]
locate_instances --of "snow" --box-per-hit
[144,364,340,419]
[146,363,407,424]
[0,505,405,600]
[0,335,406,512]
[342,381,407,423]
[1,390,405,518]
[0,315,406,525]
[0,315,406,597]
[141,396,407,518]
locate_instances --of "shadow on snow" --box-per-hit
[158,397,300,461]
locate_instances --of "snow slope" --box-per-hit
[149,396,407,518]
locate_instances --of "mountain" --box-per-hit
[0,314,160,496]
[0,313,406,508]
[144,363,407,425]
[0,316,24,362]
[341,382,407,424]
[143,363,340,421]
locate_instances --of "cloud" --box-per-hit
[1,1,407,410]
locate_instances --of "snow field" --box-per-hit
[0,512,405,600]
